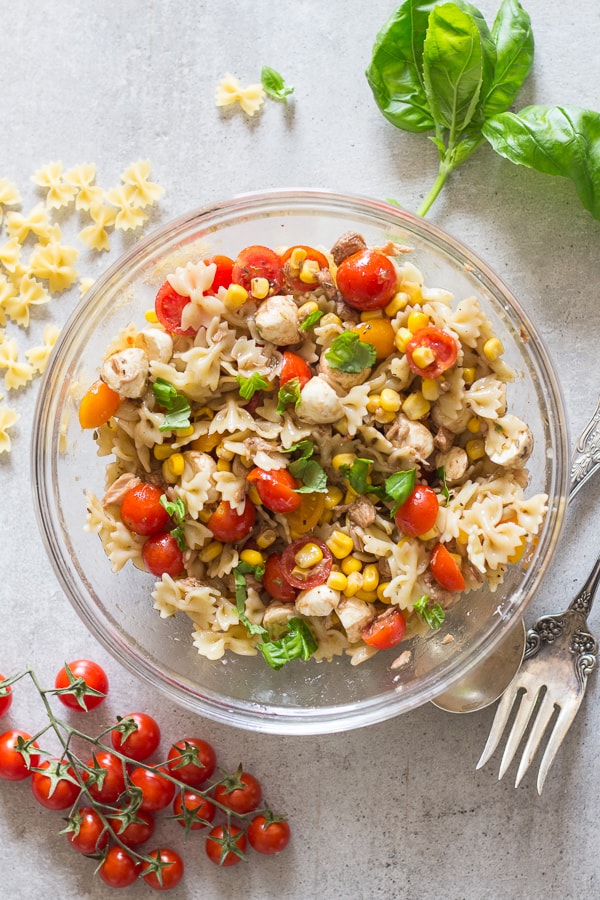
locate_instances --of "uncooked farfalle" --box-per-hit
[0,404,19,454]
[5,202,53,244]
[25,324,60,374]
[106,185,149,232]
[28,239,79,292]
[2,273,51,327]
[0,337,35,390]
[120,160,164,208]
[65,163,106,211]
[215,73,265,116]
[0,179,21,226]
[31,161,78,210]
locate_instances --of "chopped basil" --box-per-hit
[385,468,417,514]
[283,440,328,494]
[237,372,269,400]
[152,378,191,432]
[233,563,267,637]
[436,466,451,503]
[258,618,318,669]
[299,309,324,331]
[324,331,377,373]
[414,594,446,630]
[340,457,386,500]
[276,377,302,414]
[160,495,188,551]
[261,66,295,102]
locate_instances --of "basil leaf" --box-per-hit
[414,594,446,629]
[436,466,451,503]
[276,377,302,415]
[325,332,377,374]
[153,378,191,432]
[340,458,386,500]
[482,105,600,220]
[258,618,318,670]
[237,372,268,400]
[481,0,534,118]
[385,468,417,512]
[160,495,188,550]
[233,565,268,637]
[282,439,314,460]
[261,65,294,101]
[291,459,328,494]
[299,309,324,331]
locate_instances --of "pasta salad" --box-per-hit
[81,233,547,669]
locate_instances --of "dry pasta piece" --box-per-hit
[0,275,18,326]
[215,73,265,116]
[79,277,95,295]
[5,203,52,244]
[2,274,50,327]
[0,404,19,453]
[28,239,79,292]
[0,179,22,225]
[106,185,148,231]
[31,161,78,209]
[120,160,164,208]
[0,236,22,273]
[65,163,105,211]
[0,337,35,390]
[25,324,60,374]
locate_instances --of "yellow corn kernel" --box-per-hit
[374,408,397,424]
[289,246,307,270]
[411,345,435,369]
[256,528,277,549]
[145,309,159,323]
[295,541,324,569]
[199,541,223,563]
[298,300,319,319]
[462,366,476,385]
[250,276,270,299]
[153,443,173,460]
[341,556,363,576]
[449,551,463,568]
[456,529,469,545]
[466,438,486,461]
[360,309,383,322]
[299,259,319,284]
[407,310,429,333]
[215,442,234,460]
[248,484,262,506]
[402,392,431,420]
[483,337,504,362]
[333,418,349,436]
[355,589,378,603]
[216,458,231,472]
[366,393,381,413]
[394,327,413,353]
[418,526,439,542]
[320,312,342,328]
[332,452,355,471]
[177,425,195,438]
[224,284,249,309]
[344,486,359,504]
[343,571,364,597]
[377,582,391,603]
[467,416,481,434]
[197,508,213,523]
[240,548,265,568]
[361,563,380,592]
[384,291,409,316]
[162,452,184,482]
[402,281,423,303]
[421,378,440,401]
[379,388,402,412]
[326,530,355,560]
[324,485,344,509]
[327,571,348,592]
[190,432,220,452]
[320,509,333,525]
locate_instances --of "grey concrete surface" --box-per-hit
[0,1,599,898]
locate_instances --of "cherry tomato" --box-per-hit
[120,483,170,536]
[205,254,234,294]
[207,499,256,543]
[205,823,247,867]
[430,543,466,592]
[405,326,459,378]
[130,765,176,812]
[279,351,311,388]
[142,848,184,891]
[248,814,291,855]
[285,491,327,539]
[66,807,109,855]
[31,759,81,810]
[361,608,407,649]
[111,712,161,762]
[247,467,302,514]
[0,730,40,781]
[280,537,333,589]
[78,379,121,429]
[98,846,140,888]
[214,770,262,815]
[280,244,329,292]
[232,245,284,298]
[109,809,155,848]
[167,737,216,787]
[172,789,216,830]
[154,280,195,336]
[142,533,185,577]
[394,484,439,537]
[263,553,298,603]
[336,248,397,310]
[84,750,126,803]
[352,318,396,360]
[54,659,109,712]
[0,676,12,718]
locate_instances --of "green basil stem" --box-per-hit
[417,137,483,217]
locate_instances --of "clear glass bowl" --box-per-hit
[31,189,569,734]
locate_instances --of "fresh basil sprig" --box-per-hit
[340,458,417,513]
[283,440,328,494]
[261,66,295,102]
[258,618,318,670]
[325,331,377,374]
[153,378,191,432]
[237,372,269,400]
[276,377,302,414]
[233,562,268,637]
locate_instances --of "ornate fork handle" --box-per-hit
[570,395,600,498]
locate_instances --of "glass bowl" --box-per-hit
[31,189,569,734]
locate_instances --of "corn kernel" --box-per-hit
[449,551,463,568]
[153,443,173,460]
[394,327,413,353]
[224,284,249,309]
[250,277,270,299]
[457,529,469,545]
[421,378,440,401]
[377,582,391,603]
[199,541,223,563]
[343,571,363,597]
[256,528,276,549]
[379,388,402,412]
[366,393,381,413]
[418,526,439,542]
[324,485,344,509]
[320,312,342,328]
[402,281,423,303]
[360,309,383,322]
[344,486,359,504]
[295,541,324,569]
[299,259,319,284]
[216,458,231,472]
[177,425,195,438]
[355,589,378,603]
[411,345,435,369]
[332,452,355,471]
[402,392,431,420]
[462,366,476,385]
[407,310,429,333]
[248,484,262,506]
[374,408,397,424]
[361,564,380,592]
[467,416,481,434]
[341,556,362,576]
[289,246,307,269]
[145,309,159,323]
[240,548,265,568]
[190,432,220,452]
[216,442,234,460]
[483,337,504,362]
[326,531,355,559]
[384,292,409,316]
[466,438,486,461]
[327,571,348,592]
[162,452,184,482]
[333,418,349,436]
[197,508,213,523]
[298,300,319,319]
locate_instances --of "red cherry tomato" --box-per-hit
[279,350,312,388]
[248,814,291,855]
[167,738,216,787]
[0,730,40,781]
[232,245,284,298]
[66,807,109,855]
[263,553,298,603]
[430,543,466,592]
[214,770,262,814]
[361,608,407,649]
[173,789,216,830]
[84,750,126,803]
[247,467,302,514]
[205,823,247,867]
[280,537,333,589]
[0,676,13,718]
[142,848,184,891]
[142,533,185,577]
[205,254,234,294]
[120,483,171,536]
[54,659,109,712]
[405,326,459,378]
[394,485,439,537]
[336,248,397,310]
[154,280,195,336]
[98,846,140,888]
[280,244,329,292]
[207,499,256,543]
[109,809,155,848]
[31,759,81,810]
[130,765,176,812]
[111,712,161,762]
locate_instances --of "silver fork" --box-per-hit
[476,397,600,794]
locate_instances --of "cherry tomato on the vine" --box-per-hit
[142,848,184,891]
[0,729,40,781]
[394,484,439,537]
[98,846,140,888]
[167,737,216,787]
[405,326,459,378]
[31,759,81,810]
[120,483,171,536]
[111,712,161,762]
[280,244,329,292]
[247,467,302,514]
[154,280,195,336]
[54,659,109,712]
[109,809,155,848]
[280,537,333,589]
[66,807,109,855]
[214,770,262,815]
[172,789,216,830]
[262,553,298,603]
[207,499,256,543]
[205,254,234,295]
[232,245,284,298]
[279,350,311,388]
[361,608,407,650]
[142,532,185,578]
[84,750,126,803]
[430,543,466,592]
[130,765,176,812]
[78,379,121,430]
[248,814,291,855]
[336,248,398,310]
[0,676,13,718]
[205,823,247,867]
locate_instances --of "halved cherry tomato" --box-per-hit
[336,248,397,310]
[31,759,81,810]
[285,491,326,539]
[430,543,466,592]
[405,326,459,378]
[247,468,302,514]
[121,483,171,536]
[205,254,234,294]
[280,244,329,292]
[352,319,396,360]
[280,538,333,589]
[207,499,256,543]
[142,533,185,577]
[279,351,311,389]
[78,379,121,429]
[394,485,439,537]
[232,245,284,298]
[361,608,406,649]
[263,553,298,603]
[154,280,195,336]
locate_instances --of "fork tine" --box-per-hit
[476,682,522,770]
[514,691,558,788]
[535,700,582,795]
[497,685,543,780]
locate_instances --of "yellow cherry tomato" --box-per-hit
[352,319,396,360]
[285,492,326,539]
[78,379,121,429]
